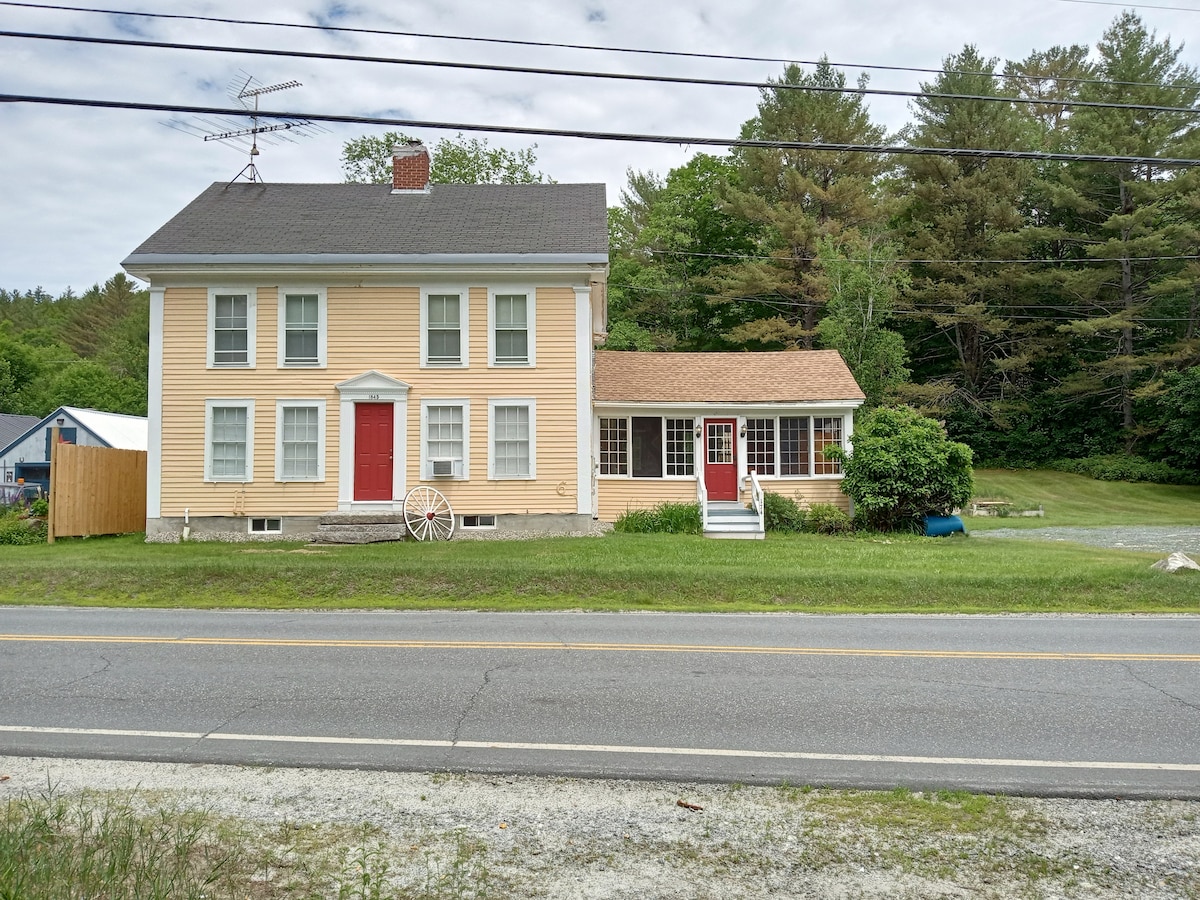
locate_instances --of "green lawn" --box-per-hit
[1,527,1195,613]
[2,469,1196,614]
[969,468,1200,529]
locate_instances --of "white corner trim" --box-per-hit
[574,286,592,515]
[146,287,164,518]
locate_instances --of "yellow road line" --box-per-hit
[0,633,1196,662]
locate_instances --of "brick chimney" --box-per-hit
[392,140,431,193]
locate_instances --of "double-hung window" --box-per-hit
[423,290,467,367]
[598,416,695,477]
[205,399,254,482]
[490,400,535,479]
[490,290,534,366]
[278,289,326,367]
[208,288,256,368]
[276,401,325,481]
[421,400,469,479]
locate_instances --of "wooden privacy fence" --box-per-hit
[49,442,147,540]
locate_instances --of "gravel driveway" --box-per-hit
[3,756,1197,899]
[973,525,1200,556]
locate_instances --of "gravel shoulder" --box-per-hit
[972,525,1200,556]
[3,755,1197,899]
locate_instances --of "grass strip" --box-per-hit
[2,530,1196,613]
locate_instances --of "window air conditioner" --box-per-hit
[430,458,457,477]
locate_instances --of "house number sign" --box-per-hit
[367,393,380,399]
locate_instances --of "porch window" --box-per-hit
[665,418,695,476]
[780,416,809,476]
[813,417,844,475]
[631,417,662,478]
[745,418,775,475]
[599,418,628,475]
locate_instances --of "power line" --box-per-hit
[5,29,1200,118]
[5,93,1200,167]
[6,0,1198,93]
[1051,0,1200,11]
[609,282,1200,322]
[639,249,1200,265]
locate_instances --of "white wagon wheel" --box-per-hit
[403,486,455,541]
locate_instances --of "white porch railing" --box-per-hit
[697,473,709,532]
[748,469,765,533]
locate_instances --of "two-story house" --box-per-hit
[124,142,864,541]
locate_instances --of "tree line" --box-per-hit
[0,274,148,418]
[607,12,1200,475]
[3,12,1197,475]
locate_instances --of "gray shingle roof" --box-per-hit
[125,182,608,258]
[0,413,40,452]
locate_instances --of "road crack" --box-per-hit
[449,664,513,747]
[55,654,113,690]
[1121,663,1200,715]
[200,699,266,739]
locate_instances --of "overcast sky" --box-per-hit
[1,0,1197,294]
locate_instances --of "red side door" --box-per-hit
[704,419,738,501]
[354,402,394,501]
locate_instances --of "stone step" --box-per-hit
[312,524,407,544]
[318,512,405,526]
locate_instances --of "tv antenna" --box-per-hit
[164,71,328,183]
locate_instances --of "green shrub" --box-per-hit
[803,503,854,535]
[613,502,701,534]
[762,492,806,533]
[0,510,46,545]
[1048,455,1200,486]
[655,501,702,534]
[831,405,974,532]
[28,497,48,518]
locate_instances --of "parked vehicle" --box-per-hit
[0,482,45,508]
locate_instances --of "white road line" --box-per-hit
[2,724,1197,772]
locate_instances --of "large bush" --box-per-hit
[762,492,806,533]
[831,406,974,532]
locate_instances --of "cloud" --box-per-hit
[0,0,1196,292]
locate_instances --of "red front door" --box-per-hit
[354,402,394,501]
[704,419,738,501]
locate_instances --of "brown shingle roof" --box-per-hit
[593,350,865,404]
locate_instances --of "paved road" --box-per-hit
[1,608,1198,798]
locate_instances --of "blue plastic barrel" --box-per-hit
[923,514,966,537]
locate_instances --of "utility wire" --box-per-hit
[1052,0,1200,11]
[5,93,1200,166]
[6,0,1198,93]
[5,29,1200,117]
[610,282,1200,322]
[638,249,1200,265]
